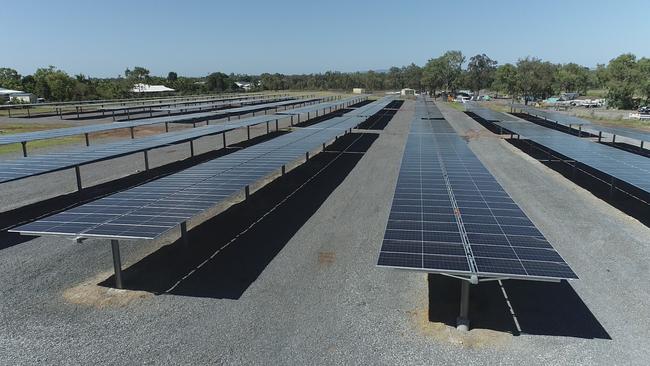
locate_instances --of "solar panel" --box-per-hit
[511,104,592,126]
[496,121,650,192]
[378,99,577,281]
[0,115,282,184]
[151,96,294,113]
[275,96,363,115]
[0,98,320,147]
[11,97,392,240]
[348,98,395,117]
[512,104,650,142]
[465,103,519,122]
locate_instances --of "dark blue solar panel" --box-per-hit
[377,98,577,281]
[12,98,392,240]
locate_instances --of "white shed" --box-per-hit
[131,83,175,93]
[400,88,416,96]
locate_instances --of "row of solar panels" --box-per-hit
[465,104,650,195]
[0,96,366,184]
[511,103,650,142]
[0,92,271,110]
[150,95,295,113]
[12,97,393,240]
[378,98,577,281]
[98,94,298,113]
[0,115,280,184]
[0,96,321,147]
[496,121,650,192]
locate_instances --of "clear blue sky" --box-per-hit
[5,0,649,77]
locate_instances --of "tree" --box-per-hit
[556,63,590,94]
[125,66,150,82]
[605,53,638,109]
[0,68,22,90]
[422,57,445,96]
[207,72,235,91]
[167,71,178,81]
[386,66,403,90]
[516,57,557,100]
[636,58,650,105]
[466,54,497,95]
[439,50,465,92]
[401,63,422,90]
[492,64,518,98]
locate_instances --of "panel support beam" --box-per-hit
[111,239,123,289]
[74,165,82,191]
[456,280,471,331]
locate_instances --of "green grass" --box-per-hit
[0,123,82,155]
[0,106,58,117]
[446,102,465,111]
[585,89,607,98]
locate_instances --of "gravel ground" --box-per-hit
[1,100,649,365]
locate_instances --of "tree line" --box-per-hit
[1,51,649,108]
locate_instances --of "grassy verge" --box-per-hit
[446,102,465,111]
[0,123,82,155]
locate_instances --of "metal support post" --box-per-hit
[111,239,123,289]
[190,140,195,157]
[21,141,27,157]
[598,131,602,142]
[165,122,169,132]
[266,121,270,134]
[612,135,616,143]
[275,119,279,131]
[74,165,82,191]
[130,127,135,139]
[222,133,226,148]
[84,133,90,146]
[457,281,470,331]
[144,150,149,170]
[245,185,250,200]
[281,165,286,176]
[305,151,310,161]
[180,222,189,247]
[247,126,251,140]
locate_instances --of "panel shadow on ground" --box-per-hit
[99,133,379,299]
[427,274,610,339]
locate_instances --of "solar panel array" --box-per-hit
[0,97,321,146]
[377,98,577,281]
[0,115,281,183]
[496,121,650,193]
[150,96,295,113]
[512,103,650,142]
[275,96,363,115]
[12,98,392,240]
[465,102,519,122]
[349,98,395,117]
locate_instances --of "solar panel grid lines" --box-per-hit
[377,99,577,281]
[12,98,389,240]
[150,96,296,113]
[275,96,366,116]
[0,114,284,184]
[495,121,650,192]
[0,97,320,147]
[512,103,650,142]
